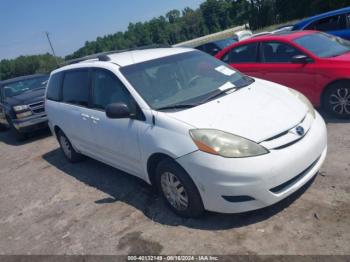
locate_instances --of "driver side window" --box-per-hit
[92,69,132,110]
[261,41,303,63]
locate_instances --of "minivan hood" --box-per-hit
[4,88,45,106]
[165,79,307,142]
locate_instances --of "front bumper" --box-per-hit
[0,117,8,126]
[177,111,327,213]
[12,113,48,133]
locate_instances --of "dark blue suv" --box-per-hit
[292,7,350,40]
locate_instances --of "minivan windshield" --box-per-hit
[294,32,350,58]
[120,51,253,110]
[2,76,48,98]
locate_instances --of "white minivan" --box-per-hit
[45,47,327,217]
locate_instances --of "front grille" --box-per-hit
[263,130,289,142]
[29,101,45,114]
[260,115,311,150]
[29,101,44,108]
[273,137,304,150]
[270,155,321,194]
[32,107,45,114]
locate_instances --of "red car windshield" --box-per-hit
[294,32,350,58]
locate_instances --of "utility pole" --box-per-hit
[45,32,59,66]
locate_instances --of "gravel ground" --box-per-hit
[0,111,349,255]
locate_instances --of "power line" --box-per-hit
[45,32,59,66]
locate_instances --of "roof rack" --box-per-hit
[61,44,171,66]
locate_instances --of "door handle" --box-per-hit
[81,113,90,119]
[90,116,100,121]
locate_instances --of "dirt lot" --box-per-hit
[0,111,349,255]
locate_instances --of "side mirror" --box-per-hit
[106,102,131,119]
[291,55,312,64]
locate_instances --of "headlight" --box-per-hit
[189,129,269,158]
[16,111,32,119]
[288,88,315,118]
[13,105,29,112]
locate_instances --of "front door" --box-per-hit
[87,68,143,176]
[255,41,317,101]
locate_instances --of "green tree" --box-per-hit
[0,54,62,81]
[166,9,181,24]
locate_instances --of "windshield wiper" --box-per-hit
[156,104,197,111]
[157,78,255,110]
[201,87,237,103]
[200,77,255,104]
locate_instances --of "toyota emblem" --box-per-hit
[296,126,305,136]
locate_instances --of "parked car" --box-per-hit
[0,74,49,139]
[46,48,327,217]
[233,30,253,41]
[251,26,293,38]
[292,7,350,40]
[195,37,237,56]
[216,30,350,118]
[195,30,253,56]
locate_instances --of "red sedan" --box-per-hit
[215,30,350,118]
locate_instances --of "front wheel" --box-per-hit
[324,83,350,118]
[155,158,204,218]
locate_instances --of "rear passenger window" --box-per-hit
[62,70,89,107]
[46,73,62,101]
[222,43,258,63]
[92,69,132,110]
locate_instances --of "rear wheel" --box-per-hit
[57,130,84,163]
[324,82,350,118]
[155,158,204,218]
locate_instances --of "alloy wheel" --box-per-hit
[160,172,189,211]
[329,87,350,115]
[59,135,72,159]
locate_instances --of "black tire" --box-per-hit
[323,81,350,119]
[155,158,204,218]
[0,123,8,132]
[57,130,84,163]
[7,116,26,141]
